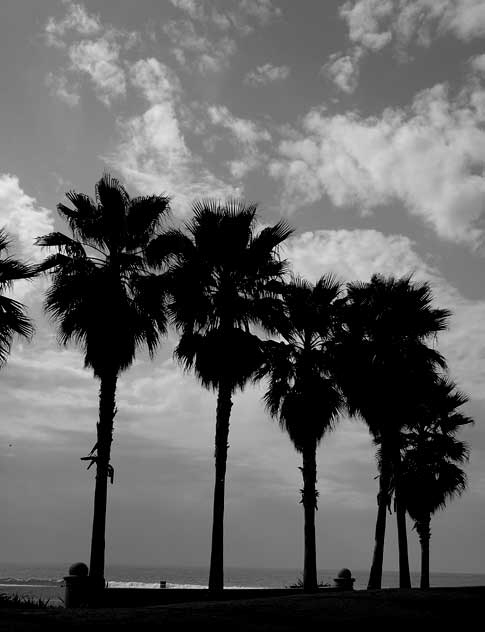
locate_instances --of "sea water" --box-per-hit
[1,563,484,606]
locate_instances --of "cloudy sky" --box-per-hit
[1,0,485,577]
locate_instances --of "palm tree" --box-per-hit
[36,174,170,586]
[334,274,450,589]
[147,199,292,591]
[401,377,471,589]
[0,229,36,365]
[256,275,344,592]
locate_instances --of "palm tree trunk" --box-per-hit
[393,446,411,589]
[89,371,118,586]
[301,442,318,593]
[416,515,431,589]
[367,464,391,589]
[208,381,233,592]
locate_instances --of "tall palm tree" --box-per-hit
[256,275,344,592]
[0,229,36,365]
[401,377,471,589]
[36,174,170,586]
[334,274,450,589]
[147,199,292,591]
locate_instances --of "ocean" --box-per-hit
[1,563,484,607]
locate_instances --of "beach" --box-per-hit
[1,587,484,630]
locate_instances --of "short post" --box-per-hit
[333,568,355,590]
[64,563,90,608]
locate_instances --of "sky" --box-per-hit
[1,0,485,577]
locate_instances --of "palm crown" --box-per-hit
[36,173,171,377]
[148,199,293,391]
[401,377,471,519]
[258,275,344,452]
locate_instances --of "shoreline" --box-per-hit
[1,586,484,630]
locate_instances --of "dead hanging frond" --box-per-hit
[298,466,320,509]
[80,439,115,484]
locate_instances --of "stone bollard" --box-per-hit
[64,563,90,608]
[333,568,355,590]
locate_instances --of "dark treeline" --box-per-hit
[0,174,472,594]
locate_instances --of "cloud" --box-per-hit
[245,63,291,86]
[129,57,181,103]
[0,174,54,262]
[44,2,136,106]
[68,37,126,105]
[106,58,239,213]
[340,0,394,51]
[169,0,281,31]
[163,20,236,73]
[340,0,485,53]
[239,0,282,24]
[164,0,281,72]
[322,48,362,93]
[208,105,271,178]
[471,53,485,75]
[45,1,101,47]
[45,72,80,106]
[270,81,485,247]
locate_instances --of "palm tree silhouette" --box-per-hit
[148,199,292,591]
[256,275,344,592]
[401,377,471,589]
[335,274,450,589]
[36,174,170,586]
[0,229,35,365]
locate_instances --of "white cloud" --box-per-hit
[44,2,137,106]
[322,49,362,93]
[45,72,80,106]
[169,0,281,29]
[169,0,205,21]
[0,174,54,262]
[164,0,280,71]
[129,58,181,103]
[240,0,281,23]
[340,0,394,51]
[270,82,485,247]
[245,63,291,86]
[68,37,126,105]
[340,0,485,53]
[208,105,271,177]
[107,59,239,213]
[163,19,237,73]
[45,1,101,47]
[470,53,485,75]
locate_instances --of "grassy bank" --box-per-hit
[1,586,484,631]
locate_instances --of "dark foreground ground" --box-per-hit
[1,587,483,631]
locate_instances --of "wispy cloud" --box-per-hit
[165,0,281,73]
[106,58,239,213]
[45,0,101,47]
[208,105,271,178]
[68,37,126,105]
[322,49,362,93]
[245,63,290,86]
[44,1,135,106]
[340,0,485,53]
[163,19,237,73]
[45,72,80,106]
